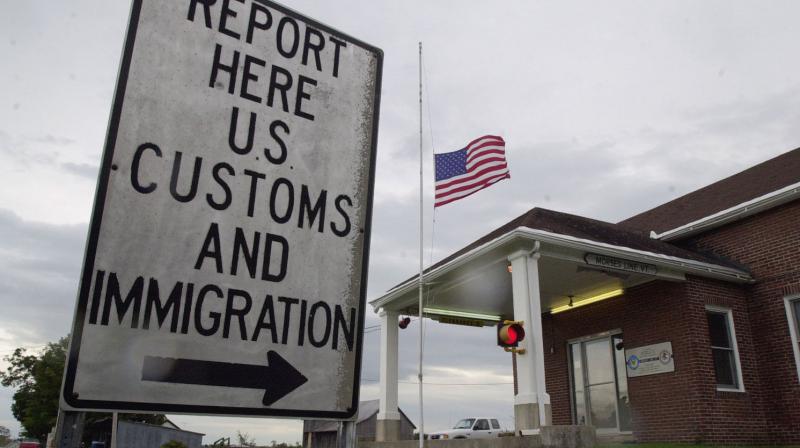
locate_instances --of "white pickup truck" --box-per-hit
[428,418,506,439]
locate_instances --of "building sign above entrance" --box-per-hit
[625,342,675,377]
[584,253,658,276]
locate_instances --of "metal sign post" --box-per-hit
[110,412,119,448]
[61,0,381,420]
[336,420,357,448]
[54,410,85,448]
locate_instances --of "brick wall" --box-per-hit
[680,199,800,444]
[542,276,771,443]
[682,277,770,444]
[541,199,800,443]
[546,281,692,442]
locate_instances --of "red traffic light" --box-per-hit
[497,322,525,347]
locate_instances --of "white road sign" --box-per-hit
[62,0,382,419]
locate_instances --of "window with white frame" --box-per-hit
[785,295,800,383]
[705,306,744,391]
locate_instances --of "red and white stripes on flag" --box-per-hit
[434,135,510,207]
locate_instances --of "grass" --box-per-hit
[599,444,800,448]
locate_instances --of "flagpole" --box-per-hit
[417,41,425,448]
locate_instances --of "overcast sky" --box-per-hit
[3,0,800,443]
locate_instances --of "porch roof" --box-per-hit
[370,208,751,316]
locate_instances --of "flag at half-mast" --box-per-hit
[434,135,510,207]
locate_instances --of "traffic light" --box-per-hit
[398,317,411,329]
[497,320,526,351]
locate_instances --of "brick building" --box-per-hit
[371,147,800,444]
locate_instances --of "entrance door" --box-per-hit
[569,333,632,432]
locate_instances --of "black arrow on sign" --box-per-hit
[141,351,308,406]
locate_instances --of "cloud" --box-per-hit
[0,209,85,342]
[0,210,88,438]
[0,131,59,168]
[3,0,800,443]
[0,387,19,438]
[61,162,98,179]
[0,131,96,176]
[31,134,75,147]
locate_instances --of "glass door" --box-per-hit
[570,333,632,432]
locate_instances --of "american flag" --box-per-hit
[434,135,510,207]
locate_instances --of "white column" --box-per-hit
[526,250,550,426]
[508,247,551,432]
[378,309,400,421]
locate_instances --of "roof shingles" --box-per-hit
[619,147,800,234]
